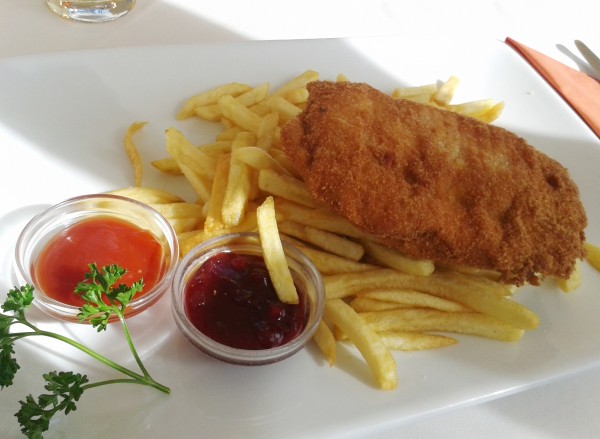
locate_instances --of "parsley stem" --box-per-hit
[2,268,172,438]
[82,378,167,391]
[117,314,151,379]
[6,330,170,394]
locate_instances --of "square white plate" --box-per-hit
[1,37,599,439]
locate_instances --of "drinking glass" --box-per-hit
[46,0,136,23]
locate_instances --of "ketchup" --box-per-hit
[35,216,165,307]
[184,252,308,350]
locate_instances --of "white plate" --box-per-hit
[1,37,599,439]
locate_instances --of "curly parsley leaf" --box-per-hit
[2,285,34,321]
[0,285,34,389]
[74,263,144,332]
[0,339,20,388]
[1,264,169,438]
[16,371,88,439]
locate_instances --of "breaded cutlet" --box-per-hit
[281,81,587,285]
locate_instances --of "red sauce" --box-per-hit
[35,216,165,307]
[184,252,308,350]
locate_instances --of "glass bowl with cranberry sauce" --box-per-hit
[14,193,179,322]
[171,232,325,365]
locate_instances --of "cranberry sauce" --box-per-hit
[183,252,309,350]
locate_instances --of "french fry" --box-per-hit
[313,320,336,366]
[165,128,218,179]
[357,289,468,312]
[222,132,256,226]
[324,269,536,330]
[248,100,272,117]
[325,299,397,390]
[360,308,524,342]
[446,99,496,118]
[350,297,411,312]
[166,217,200,234]
[219,117,235,129]
[178,162,212,203]
[192,208,259,256]
[123,121,147,187]
[216,125,244,141]
[556,259,582,292]
[200,141,233,158]
[164,128,216,203]
[108,187,184,204]
[150,158,181,175]
[267,148,300,177]
[274,198,369,239]
[148,202,205,220]
[204,154,231,237]
[473,101,505,123]
[177,82,251,119]
[272,70,319,96]
[361,240,434,276]
[257,196,299,304]
[258,169,318,208]
[403,94,432,104]
[279,220,365,261]
[336,73,349,83]
[256,112,280,151]
[325,268,510,298]
[218,94,263,133]
[289,241,376,275]
[193,104,222,122]
[235,83,271,106]
[421,272,538,329]
[179,230,208,256]
[584,242,600,271]
[436,263,503,282]
[392,83,437,100]
[433,76,459,106]
[194,83,270,122]
[284,88,309,105]
[266,95,303,122]
[151,141,232,175]
[233,146,291,176]
[378,331,457,351]
[177,229,202,243]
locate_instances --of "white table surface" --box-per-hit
[1,1,600,438]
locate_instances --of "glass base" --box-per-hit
[46,0,136,23]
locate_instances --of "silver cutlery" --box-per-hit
[574,40,600,80]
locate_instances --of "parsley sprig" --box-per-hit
[0,264,170,438]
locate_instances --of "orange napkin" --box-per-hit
[506,37,600,138]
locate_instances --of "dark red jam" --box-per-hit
[184,252,309,350]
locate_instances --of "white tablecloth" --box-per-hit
[2,1,599,438]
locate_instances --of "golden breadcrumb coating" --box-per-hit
[281,81,587,285]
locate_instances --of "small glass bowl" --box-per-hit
[171,232,325,365]
[14,193,179,322]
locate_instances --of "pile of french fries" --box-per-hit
[115,70,598,391]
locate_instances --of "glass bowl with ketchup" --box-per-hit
[171,232,325,365]
[15,193,179,322]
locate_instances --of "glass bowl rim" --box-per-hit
[170,232,325,365]
[14,192,180,321]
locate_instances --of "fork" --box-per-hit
[574,40,600,80]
